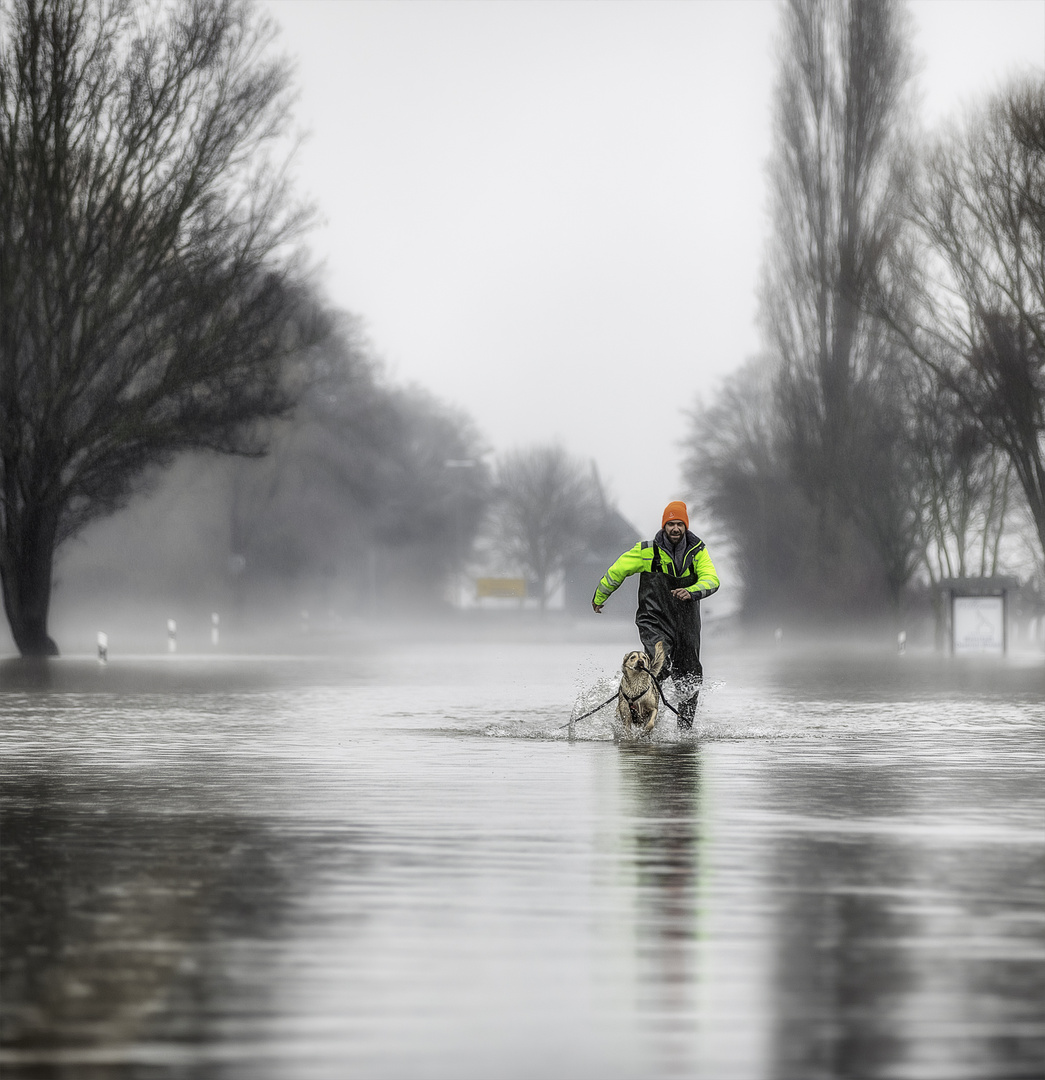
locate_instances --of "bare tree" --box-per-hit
[683,355,894,621]
[491,445,600,611]
[762,0,919,597]
[0,0,312,655]
[881,80,1045,565]
[909,374,1014,584]
[683,357,800,617]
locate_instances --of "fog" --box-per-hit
[3,2,1044,1074]
[4,0,1044,657]
[1,438,1035,661]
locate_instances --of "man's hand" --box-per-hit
[592,601,604,614]
[671,588,691,601]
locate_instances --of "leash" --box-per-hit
[562,671,688,728]
[560,688,620,727]
[650,672,684,719]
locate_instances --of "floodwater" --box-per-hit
[1,630,1043,1080]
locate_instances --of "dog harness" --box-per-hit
[621,677,653,722]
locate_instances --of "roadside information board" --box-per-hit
[952,595,1005,654]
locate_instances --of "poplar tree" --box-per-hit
[761,0,919,603]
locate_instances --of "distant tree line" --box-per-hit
[224,311,491,611]
[683,0,1045,626]
[52,308,494,627]
[55,377,627,634]
[52,336,625,637]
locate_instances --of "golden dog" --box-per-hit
[616,641,666,736]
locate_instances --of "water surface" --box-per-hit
[2,636,1043,1079]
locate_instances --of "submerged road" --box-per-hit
[1,637,1043,1079]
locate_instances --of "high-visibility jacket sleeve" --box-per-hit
[684,544,720,600]
[593,543,647,606]
[593,540,721,606]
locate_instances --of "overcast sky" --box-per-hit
[261,0,1045,536]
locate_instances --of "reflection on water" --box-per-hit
[759,751,1045,1080]
[617,745,701,1078]
[2,773,300,1054]
[1,641,1043,1079]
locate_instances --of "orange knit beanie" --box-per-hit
[662,501,689,528]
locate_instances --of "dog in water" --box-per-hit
[616,641,666,737]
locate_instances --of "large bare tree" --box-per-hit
[762,0,918,598]
[0,0,311,656]
[882,80,1045,565]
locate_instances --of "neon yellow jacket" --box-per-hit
[593,535,719,607]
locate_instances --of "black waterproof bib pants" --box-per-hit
[635,562,703,729]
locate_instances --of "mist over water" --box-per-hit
[1,628,1043,1079]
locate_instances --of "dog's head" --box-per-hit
[622,650,651,674]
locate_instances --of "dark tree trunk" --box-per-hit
[1,509,60,657]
